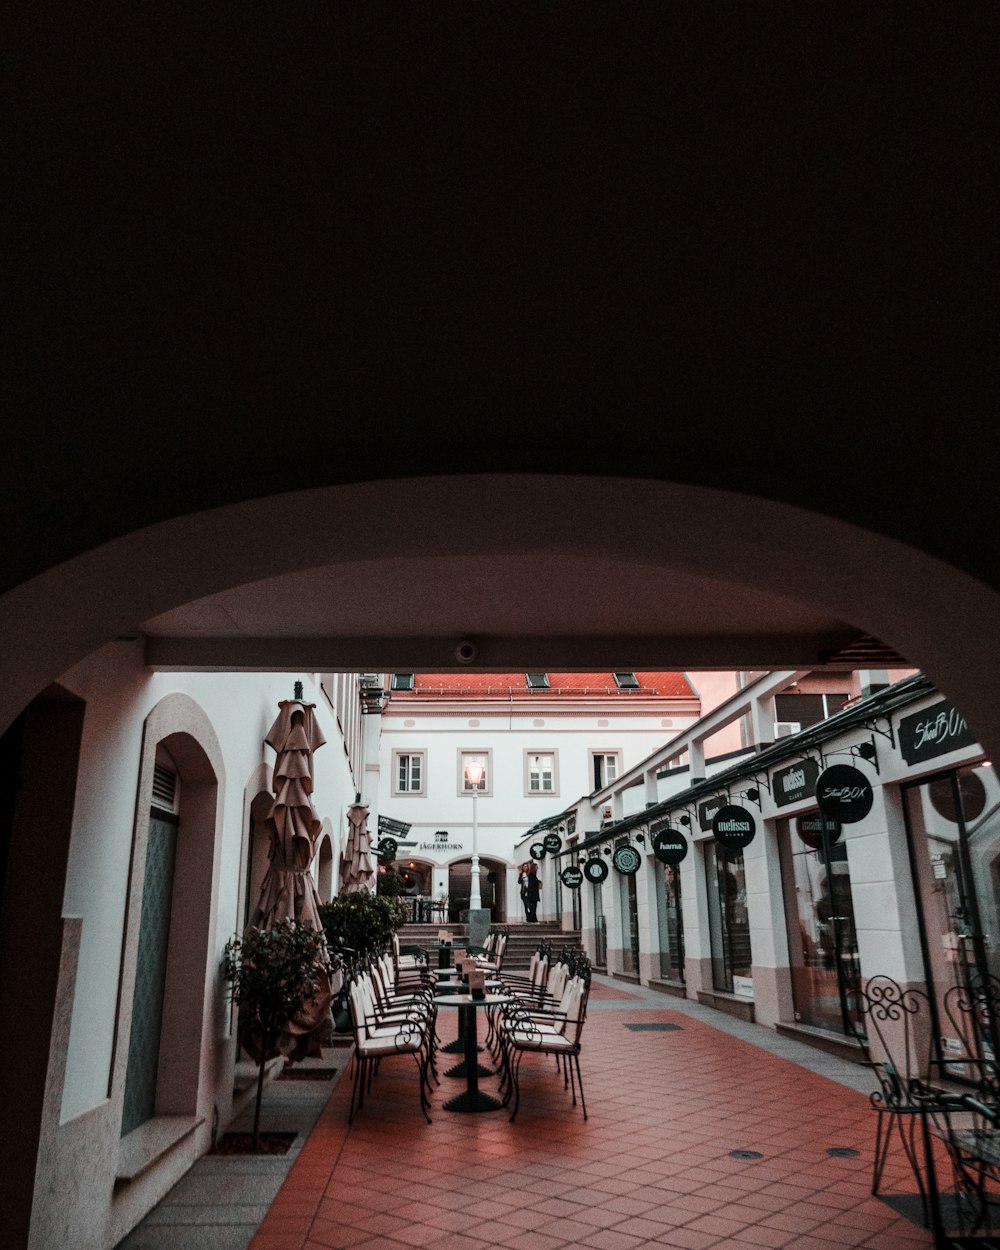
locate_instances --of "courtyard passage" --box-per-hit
[242,977,935,1250]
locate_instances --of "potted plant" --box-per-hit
[318,891,406,961]
[223,918,331,1149]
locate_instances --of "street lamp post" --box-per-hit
[465,761,484,910]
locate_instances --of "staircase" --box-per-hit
[396,921,584,971]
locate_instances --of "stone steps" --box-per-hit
[396,921,584,969]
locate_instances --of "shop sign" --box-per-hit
[712,804,756,850]
[377,837,398,860]
[560,865,584,889]
[796,812,842,849]
[732,975,754,1000]
[651,823,688,865]
[698,794,728,831]
[612,844,642,875]
[773,758,820,807]
[419,840,463,850]
[543,832,563,853]
[529,842,546,860]
[898,699,977,766]
[378,815,411,837]
[816,764,874,823]
[583,856,608,883]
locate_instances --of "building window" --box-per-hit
[613,672,640,689]
[525,673,550,689]
[392,673,415,691]
[590,750,621,790]
[524,750,558,796]
[459,751,491,796]
[392,750,425,796]
[774,692,848,728]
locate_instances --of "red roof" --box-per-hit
[395,672,694,697]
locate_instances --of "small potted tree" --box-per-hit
[223,918,331,1150]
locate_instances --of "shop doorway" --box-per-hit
[705,843,752,996]
[903,762,1000,1061]
[448,857,506,923]
[656,864,685,983]
[778,814,861,1036]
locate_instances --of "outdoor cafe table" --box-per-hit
[435,993,511,1113]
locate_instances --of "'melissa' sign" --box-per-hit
[712,805,756,850]
[773,758,820,807]
[898,699,977,765]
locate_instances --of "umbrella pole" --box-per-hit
[253,1041,268,1151]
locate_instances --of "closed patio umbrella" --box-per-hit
[340,801,374,893]
[248,694,333,1056]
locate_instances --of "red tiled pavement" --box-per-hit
[251,1005,938,1250]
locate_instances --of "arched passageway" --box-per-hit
[2,477,999,768]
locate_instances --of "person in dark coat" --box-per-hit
[522,861,541,923]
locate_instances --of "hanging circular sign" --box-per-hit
[612,844,642,875]
[543,832,563,853]
[378,837,398,860]
[583,856,608,883]
[652,827,689,865]
[560,865,584,889]
[712,804,756,850]
[530,842,547,860]
[796,812,842,850]
[816,764,874,824]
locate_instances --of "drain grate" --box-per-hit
[624,1022,682,1032]
[826,1147,860,1158]
[730,1150,764,1160]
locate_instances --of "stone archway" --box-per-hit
[2,477,999,768]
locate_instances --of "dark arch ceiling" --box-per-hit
[4,4,997,599]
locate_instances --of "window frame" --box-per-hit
[458,749,493,797]
[391,673,415,691]
[613,672,640,689]
[589,748,623,790]
[525,672,550,689]
[392,749,426,797]
[523,749,559,797]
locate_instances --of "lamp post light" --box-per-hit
[465,761,484,910]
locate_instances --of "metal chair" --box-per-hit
[846,975,953,1223]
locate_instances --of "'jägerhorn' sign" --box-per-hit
[898,699,977,766]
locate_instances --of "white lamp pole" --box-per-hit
[465,762,484,911]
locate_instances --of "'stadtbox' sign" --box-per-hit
[773,758,820,807]
[816,764,874,823]
[898,699,977,766]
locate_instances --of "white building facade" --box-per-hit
[373,673,700,923]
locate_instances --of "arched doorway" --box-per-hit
[316,826,334,902]
[448,857,507,924]
[115,697,224,1144]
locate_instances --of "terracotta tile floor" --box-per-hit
[249,996,939,1250]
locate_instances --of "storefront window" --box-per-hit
[705,842,752,995]
[656,864,685,981]
[903,763,1000,1061]
[778,815,860,1035]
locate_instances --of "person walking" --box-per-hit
[522,861,541,923]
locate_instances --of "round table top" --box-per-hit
[435,993,511,1007]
